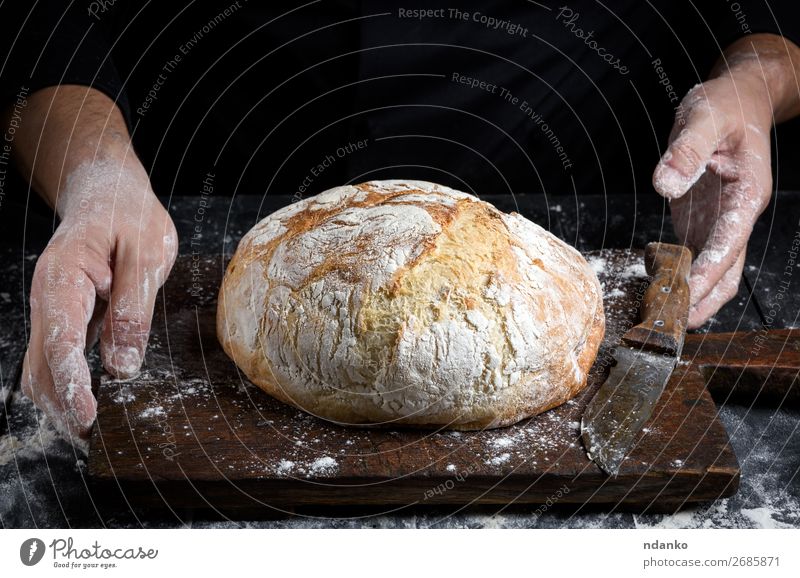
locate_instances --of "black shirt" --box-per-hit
[1,1,797,197]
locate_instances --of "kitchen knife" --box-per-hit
[581,242,692,476]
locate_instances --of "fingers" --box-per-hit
[85,298,107,351]
[687,206,752,304]
[21,254,98,443]
[100,242,157,379]
[100,219,177,378]
[653,95,729,200]
[688,249,745,329]
[686,159,768,305]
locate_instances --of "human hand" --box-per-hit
[20,158,178,449]
[652,73,773,329]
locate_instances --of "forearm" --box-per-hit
[711,33,800,125]
[3,85,145,216]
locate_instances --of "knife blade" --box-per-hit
[581,242,692,476]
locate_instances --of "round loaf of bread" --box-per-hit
[217,180,605,430]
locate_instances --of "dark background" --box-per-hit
[2,0,800,203]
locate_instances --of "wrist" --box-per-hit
[56,152,154,221]
[713,33,800,124]
[720,67,775,130]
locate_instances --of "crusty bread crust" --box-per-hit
[217,180,605,430]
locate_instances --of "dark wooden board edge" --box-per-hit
[684,330,800,405]
[89,470,738,515]
[88,363,739,514]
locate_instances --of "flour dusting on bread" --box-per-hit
[217,180,604,430]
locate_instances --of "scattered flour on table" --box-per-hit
[587,251,649,305]
[621,262,647,279]
[113,391,136,404]
[588,256,606,276]
[0,406,62,466]
[139,406,166,419]
[491,437,514,449]
[741,508,793,529]
[309,456,338,475]
[631,499,777,530]
[270,453,339,477]
[486,453,511,466]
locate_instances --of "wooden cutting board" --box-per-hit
[88,249,740,514]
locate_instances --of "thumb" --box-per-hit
[653,102,726,199]
[100,242,161,379]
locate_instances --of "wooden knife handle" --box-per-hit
[622,242,692,356]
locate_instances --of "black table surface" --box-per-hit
[1,190,798,528]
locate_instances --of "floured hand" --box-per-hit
[21,157,178,449]
[652,73,773,329]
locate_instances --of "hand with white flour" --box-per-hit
[5,86,177,450]
[653,34,800,328]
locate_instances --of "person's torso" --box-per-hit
[107,0,723,197]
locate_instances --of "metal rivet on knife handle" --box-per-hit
[622,242,692,357]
